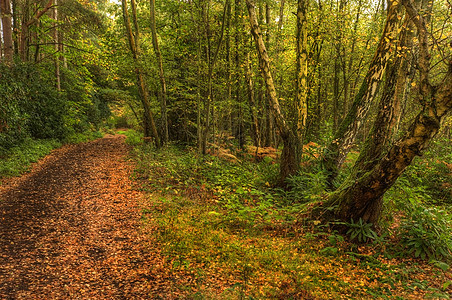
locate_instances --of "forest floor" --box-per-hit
[0,135,187,299]
[0,133,450,299]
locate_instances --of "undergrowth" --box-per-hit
[0,138,61,177]
[130,134,452,299]
[0,130,103,179]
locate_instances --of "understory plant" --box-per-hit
[399,204,452,261]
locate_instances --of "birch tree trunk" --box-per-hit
[322,0,404,187]
[295,0,309,151]
[246,0,299,184]
[324,0,452,224]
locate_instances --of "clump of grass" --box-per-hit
[0,138,62,177]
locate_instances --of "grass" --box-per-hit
[0,138,62,177]
[130,137,452,299]
[0,130,103,179]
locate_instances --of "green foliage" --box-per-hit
[343,218,378,243]
[119,129,144,146]
[285,170,327,202]
[393,137,452,207]
[399,204,452,261]
[0,63,110,154]
[106,115,130,129]
[0,138,61,177]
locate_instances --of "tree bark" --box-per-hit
[353,12,415,176]
[199,0,228,154]
[0,0,13,63]
[322,0,404,187]
[149,0,169,143]
[245,51,260,147]
[121,0,160,147]
[295,0,309,149]
[246,0,299,184]
[324,0,452,224]
[226,0,232,133]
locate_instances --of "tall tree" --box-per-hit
[245,50,261,147]
[322,0,404,187]
[19,0,53,61]
[149,0,169,143]
[121,0,160,146]
[295,0,309,153]
[323,0,452,224]
[246,0,301,184]
[0,0,13,63]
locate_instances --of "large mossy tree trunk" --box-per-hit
[324,0,452,224]
[352,5,415,178]
[326,102,452,223]
[322,0,404,188]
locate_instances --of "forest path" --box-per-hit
[0,135,174,299]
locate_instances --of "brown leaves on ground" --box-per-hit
[0,135,184,299]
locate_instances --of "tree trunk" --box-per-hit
[295,0,308,149]
[149,0,169,143]
[326,86,452,224]
[246,0,299,185]
[200,0,228,154]
[245,51,260,147]
[322,0,404,187]
[19,0,53,61]
[226,0,232,133]
[121,0,160,147]
[0,0,13,63]
[324,0,452,224]
[353,12,415,176]
[52,0,60,91]
[0,21,2,58]
[234,0,244,149]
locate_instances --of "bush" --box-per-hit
[0,62,111,154]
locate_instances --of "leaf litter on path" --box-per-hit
[0,135,183,299]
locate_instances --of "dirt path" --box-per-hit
[0,135,175,299]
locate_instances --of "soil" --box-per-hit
[0,135,178,299]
